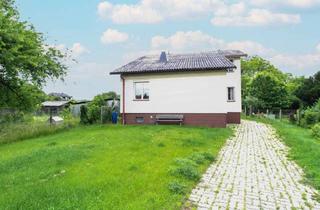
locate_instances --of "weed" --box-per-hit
[188,152,215,164]
[170,158,200,180]
[181,138,204,147]
[168,181,186,194]
[158,142,165,147]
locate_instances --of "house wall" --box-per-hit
[120,58,241,126]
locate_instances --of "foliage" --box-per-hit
[169,158,200,181]
[87,92,118,123]
[241,56,288,100]
[0,0,66,111]
[311,123,320,139]
[300,109,320,127]
[168,181,186,194]
[80,105,89,124]
[0,125,232,209]
[299,99,320,127]
[295,71,320,107]
[249,71,289,109]
[0,82,48,113]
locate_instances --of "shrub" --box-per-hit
[168,181,186,194]
[169,158,200,181]
[301,109,319,127]
[80,105,89,124]
[189,152,215,164]
[312,123,320,139]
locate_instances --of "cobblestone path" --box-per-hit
[189,120,320,210]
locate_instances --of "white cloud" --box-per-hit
[249,0,320,8]
[70,43,89,57]
[97,1,302,27]
[151,31,273,56]
[150,31,320,75]
[211,9,300,26]
[151,31,224,51]
[97,1,162,24]
[271,53,320,75]
[45,43,89,58]
[97,1,113,19]
[101,29,129,44]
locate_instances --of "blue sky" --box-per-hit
[16,0,320,99]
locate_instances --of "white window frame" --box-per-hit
[134,81,150,101]
[227,87,235,102]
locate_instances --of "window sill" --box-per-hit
[227,100,236,102]
[133,99,150,101]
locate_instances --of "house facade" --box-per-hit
[110,50,246,127]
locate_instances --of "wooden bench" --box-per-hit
[155,114,184,125]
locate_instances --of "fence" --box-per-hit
[243,107,299,120]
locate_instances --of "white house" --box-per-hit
[110,50,246,127]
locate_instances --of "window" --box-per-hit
[136,117,144,123]
[227,87,235,101]
[134,82,149,100]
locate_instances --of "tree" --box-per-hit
[87,92,118,123]
[0,0,67,111]
[241,56,288,100]
[249,72,289,110]
[294,71,320,107]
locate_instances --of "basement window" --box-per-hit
[227,87,235,102]
[136,117,144,123]
[134,82,149,100]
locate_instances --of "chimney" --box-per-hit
[159,51,167,62]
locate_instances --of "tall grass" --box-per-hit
[0,119,78,144]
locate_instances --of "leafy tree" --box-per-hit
[249,72,289,110]
[0,0,66,111]
[241,56,288,99]
[87,92,118,123]
[294,71,320,107]
[0,82,48,111]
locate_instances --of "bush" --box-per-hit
[189,152,215,164]
[168,181,186,194]
[312,123,320,139]
[301,109,319,127]
[80,105,89,124]
[169,158,200,181]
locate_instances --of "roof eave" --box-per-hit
[109,66,236,75]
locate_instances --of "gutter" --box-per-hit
[121,75,125,125]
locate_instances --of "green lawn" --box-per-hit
[0,124,232,209]
[246,117,320,191]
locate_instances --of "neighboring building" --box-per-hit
[48,92,72,101]
[70,100,91,117]
[41,101,70,115]
[110,50,246,127]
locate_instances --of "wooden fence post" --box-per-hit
[279,109,282,120]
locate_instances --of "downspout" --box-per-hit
[121,75,125,125]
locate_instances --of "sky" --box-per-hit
[16,0,320,100]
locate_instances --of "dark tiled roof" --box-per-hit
[110,50,246,75]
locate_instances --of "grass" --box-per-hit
[0,124,232,209]
[0,119,78,144]
[245,116,320,191]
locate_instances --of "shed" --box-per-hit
[42,101,70,115]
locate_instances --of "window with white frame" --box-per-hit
[227,87,235,101]
[134,82,149,100]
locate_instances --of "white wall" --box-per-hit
[120,59,241,114]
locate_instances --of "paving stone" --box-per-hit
[188,120,320,209]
